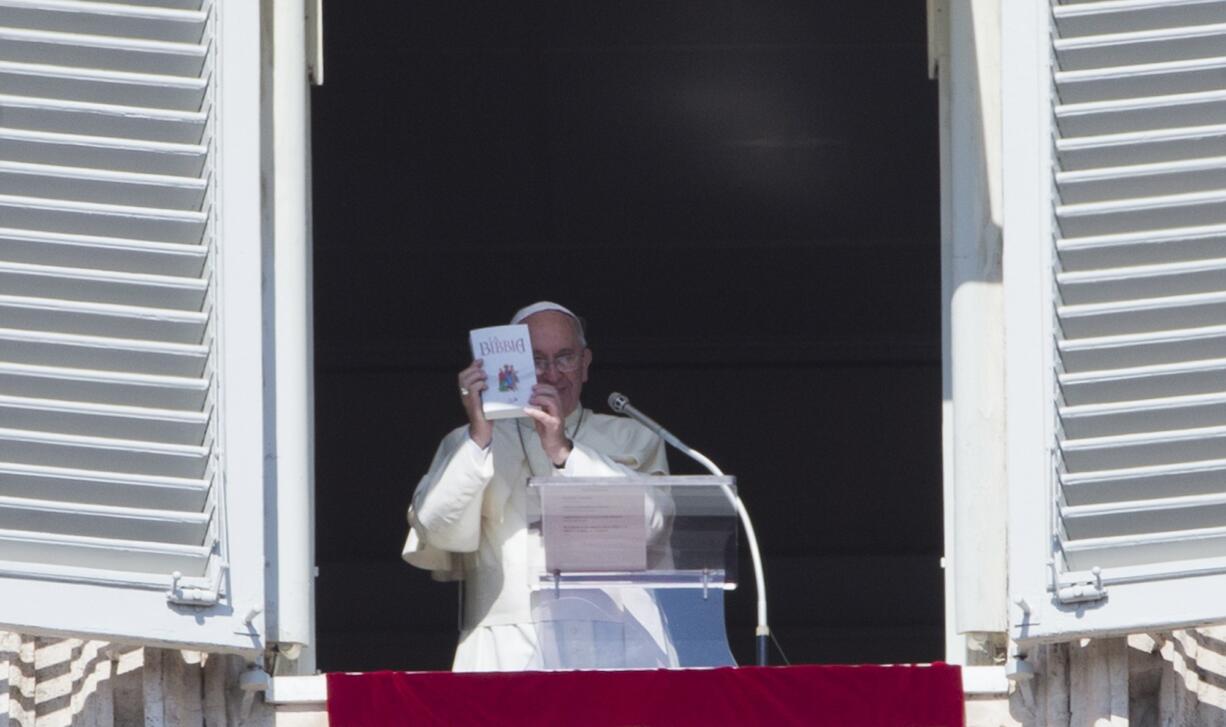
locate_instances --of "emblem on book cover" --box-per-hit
[498,364,520,392]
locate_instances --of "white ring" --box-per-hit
[459,386,470,397]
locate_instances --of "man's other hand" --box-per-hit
[525,383,572,466]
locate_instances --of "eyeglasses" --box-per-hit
[534,352,582,374]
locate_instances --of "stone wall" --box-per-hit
[967,628,1226,727]
[0,633,283,727]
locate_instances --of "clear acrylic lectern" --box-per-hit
[527,475,738,669]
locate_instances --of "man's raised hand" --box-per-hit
[458,359,492,448]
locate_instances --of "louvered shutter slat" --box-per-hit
[1058,128,1226,175]
[1054,0,1226,37]
[1057,57,1226,104]
[1058,258,1226,302]
[1061,358,1226,403]
[0,395,207,443]
[0,28,208,76]
[72,0,203,10]
[1062,492,1226,537]
[1062,426,1226,469]
[1059,291,1226,338]
[0,496,209,543]
[0,261,208,309]
[0,96,207,143]
[1058,191,1226,237]
[1053,19,1226,70]
[0,62,208,108]
[1057,157,1226,204]
[0,462,208,510]
[0,296,208,342]
[0,229,207,275]
[1057,90,1226,139]
[0,2,208,43]
[1060,392,1226,438]
[1058,226,1226,269]
[1060,459,1226,503]
[0,162,208,209]
[0,529,210,574]
[0,329,208,375]
[0,199,206,244]
[0,129,206,176]
[1061,526,1226,568]
[0,363,209,409]
[0,427,208,476]
[1058,325,1226,370]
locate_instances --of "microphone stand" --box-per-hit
[668,438,770,667]
[610,394,770,666]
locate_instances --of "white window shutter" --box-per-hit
[0,0,267,652]
[1006,0,1226,642]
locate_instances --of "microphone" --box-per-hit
[608,392,663,434]
[607,392,681,449]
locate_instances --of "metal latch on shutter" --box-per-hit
[166,565,226,607]
[1051,562,1106,605]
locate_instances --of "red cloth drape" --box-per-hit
[326,664,964,727]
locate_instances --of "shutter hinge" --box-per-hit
[166,567,225,607]
[1052,564,1106,605]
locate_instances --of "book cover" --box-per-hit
[469,324,537,420]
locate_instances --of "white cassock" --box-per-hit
[403,407,680,672]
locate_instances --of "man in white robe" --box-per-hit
[403,302,678,671]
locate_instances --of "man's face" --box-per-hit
[525,310,591,418]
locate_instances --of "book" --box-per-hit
[469,324,538,420]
